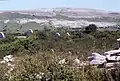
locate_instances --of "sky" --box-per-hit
[0,0,119,12]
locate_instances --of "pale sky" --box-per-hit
[0,0,119,11]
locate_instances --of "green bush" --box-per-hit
[4,54,104,81]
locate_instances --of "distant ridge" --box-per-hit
[0,7,118,13]
[0,7,119,31]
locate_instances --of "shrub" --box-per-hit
[4,54,105,81]
[84,24,97,34]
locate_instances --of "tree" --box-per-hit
[84,24,97,34]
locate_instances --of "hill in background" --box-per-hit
[0,8,120,32]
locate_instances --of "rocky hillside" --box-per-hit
[0,8,120,32]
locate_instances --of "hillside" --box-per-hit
[0,8,120,32]
[0,8,120,81]
[0,28,119,81]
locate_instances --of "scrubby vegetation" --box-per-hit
[0,27,120,81]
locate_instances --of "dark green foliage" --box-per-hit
[84,24,97,34]
[0,33,17,44]
[0,29,119,58]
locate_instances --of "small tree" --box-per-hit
[84,24,97,34]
